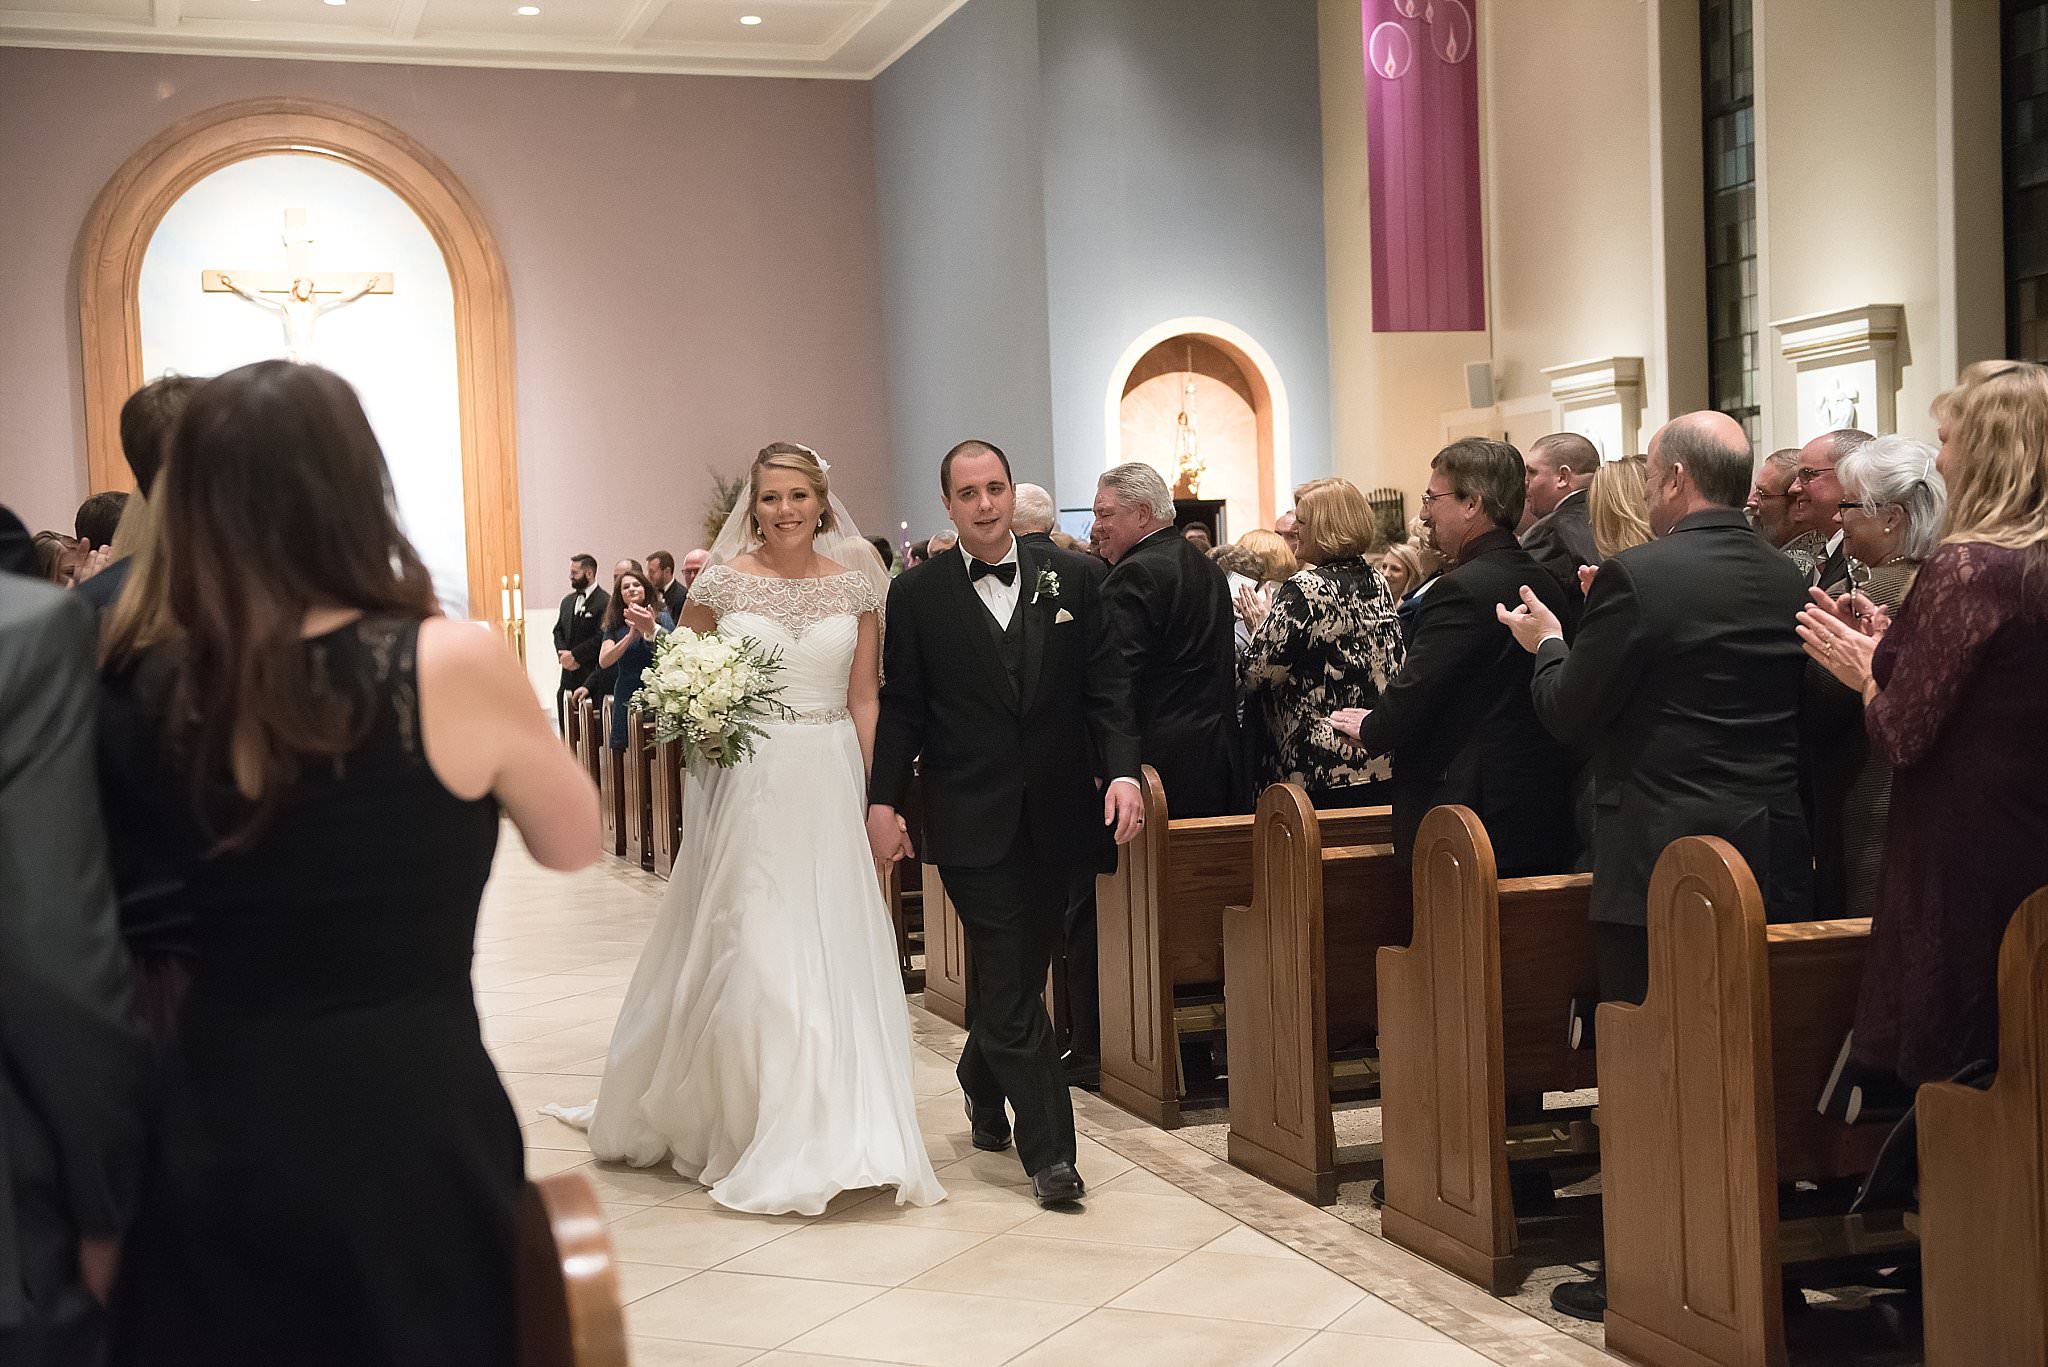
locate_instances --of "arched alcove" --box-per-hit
[75,97,522,625]
[1105,318,1289,535]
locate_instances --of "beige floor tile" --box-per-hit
[629,1270,882,1347]
[719,1222,991,1286]
[1278,1332,1493,1366]
[1110,1250,1364,1330]
[748,1354,922,1367]
[555,1052,610,1075]
[484,1013,588,1043]
[1072,1135,1135,1182]
[1007,1308,1312,1367]
[491,1034,614,1072]
[933,1149,1033,1189]
[624,1337,759,1367]
[1325,1295,1457,1343]
[606,1204,806,1268]
[499,1071,599,1116]
[522,1116,594,1153]
[613,1261,696,1304]
[524,1149,594,1179]
[1012,1190,1238,1250]
[907,1233,1182,1306]
[1097,1167,1182,1198]
[784,1287,1085,1367]
[827,1184,1045,1235]
[1199,1225,1298,1259]
[579,1160,702,1206]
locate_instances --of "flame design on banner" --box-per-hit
[1362,0,1485,332]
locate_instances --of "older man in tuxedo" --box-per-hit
[1519,432,1602,597]
[1500,410,1812,1320]
[0,568,145,1365]
[1334,439,1574,874]
[1093,462,1242,819]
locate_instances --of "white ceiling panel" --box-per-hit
[0,0,968,75]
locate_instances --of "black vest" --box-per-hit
[978,595,1025,699]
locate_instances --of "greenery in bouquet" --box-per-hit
[631,627,792,772]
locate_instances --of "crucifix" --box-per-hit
[201,208,395,364]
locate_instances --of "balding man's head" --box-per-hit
[1525,432,1602,518]
[1013,483,1057,534]
[1645,410,1751,535]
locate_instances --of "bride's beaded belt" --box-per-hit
[779,707,851,726]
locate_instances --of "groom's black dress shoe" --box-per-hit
[1031,1163,1086,1207]
[964,1097,1011,1153]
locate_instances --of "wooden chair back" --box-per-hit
[1919,887,2048,1366]
[515,1171,627,1367]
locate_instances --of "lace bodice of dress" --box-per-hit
[688,564,881,719]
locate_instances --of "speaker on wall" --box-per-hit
[1464,361,1496,410]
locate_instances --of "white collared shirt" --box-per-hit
[966,535,1023,629]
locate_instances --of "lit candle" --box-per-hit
[500,575,511,624]
[511,573,524,621]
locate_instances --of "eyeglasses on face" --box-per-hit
[1419,489,1455,507]
[1750,492,1794,503]
[1792,466,1834,485]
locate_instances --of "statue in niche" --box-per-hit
[203,208,393,364]
[1818,377,1861,431]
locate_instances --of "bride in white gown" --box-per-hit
[546,443,944,1216]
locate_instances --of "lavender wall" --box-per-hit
[0,48,892,580]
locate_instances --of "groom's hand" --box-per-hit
[1104,781,1143,846]
[865,804,912,863]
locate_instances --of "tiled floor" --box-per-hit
[477,828,1618,1367]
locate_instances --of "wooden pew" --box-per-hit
[1599,836,1894,1367]
[1919,887,2048,1367]
[1223,783,1412,1203]
[597,698,624,858]
[1376,804,1596,1292]
[577,697,602,793]
[621,708,652,871]
[1098,766,1391,1127]
[516,1171,627,1367]
[649,736,684,879]
[921,864,969,1027]
[559,692,579,760]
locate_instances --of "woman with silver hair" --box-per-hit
[1801,434,1946,924]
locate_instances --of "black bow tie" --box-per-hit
[969,559,1017,586]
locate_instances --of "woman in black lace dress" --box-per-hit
[99,361,600,1366]
[1239,478,1406,805]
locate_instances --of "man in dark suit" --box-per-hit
[1786,427,1873,591]
[1500,410,1811,1320]
[0,571,146,1365]
[646,550,687,621]
[552,554,608,711]
[1092,462,1242,819]
[868,441,1142,1207]
[1333,439,1574,874]
[1519,432,1603,599]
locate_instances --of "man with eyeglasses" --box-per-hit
[1744,449,1807,548]
[1785,428,1873,590]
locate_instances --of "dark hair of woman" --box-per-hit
[603,568,658,633]
[117,360,438,850]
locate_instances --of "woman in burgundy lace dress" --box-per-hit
[1800,362,2048,1101]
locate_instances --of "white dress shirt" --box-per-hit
[966,536,1023,628]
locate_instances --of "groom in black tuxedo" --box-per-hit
[869,440,1143,1207]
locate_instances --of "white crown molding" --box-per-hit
[1540,355,1646,405]
[1771,304,1905,365]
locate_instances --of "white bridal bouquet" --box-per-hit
[631,627,791,772]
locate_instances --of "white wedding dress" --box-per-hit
[545,565,944,1216]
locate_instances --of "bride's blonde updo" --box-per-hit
[748,441,837,541]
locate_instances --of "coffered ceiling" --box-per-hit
[0,0,970,77]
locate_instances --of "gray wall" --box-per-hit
[872,0,1058,538]
[1038,0,1332,514]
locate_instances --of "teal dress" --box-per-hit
[607,613,672,749]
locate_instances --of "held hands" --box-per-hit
[1328,706,1371,748]
[1796,589,1880,694]
[624,602,659,638]
[558,649,578,670]
[865,804,914,864]
[1495,584,1563,654]
[1803,585,1891,639]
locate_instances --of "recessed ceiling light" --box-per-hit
[516,4,539,12]
[739,14,764,25]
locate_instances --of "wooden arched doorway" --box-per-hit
[75,97,522,627]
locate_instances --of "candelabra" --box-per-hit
[500,573,526,664]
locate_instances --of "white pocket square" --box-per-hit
[1055,608,1075,624]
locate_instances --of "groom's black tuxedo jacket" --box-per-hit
[871,541,1141,873]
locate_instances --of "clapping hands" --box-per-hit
[624,602,659,637]
[1234,582,1274,634]
[1796,587,1881,694]
[1495,584,1563,654]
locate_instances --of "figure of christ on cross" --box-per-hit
[202,208,394,364]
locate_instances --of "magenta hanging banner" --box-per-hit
[1364,0,1485,332]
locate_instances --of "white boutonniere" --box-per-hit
[1032,568,1062,604]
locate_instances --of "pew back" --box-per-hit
[1918,888,2048,1367]
[649,736,683,879]
[622,709,652,870]
[1599,836,1873,1367]
[596,698,623,857]
[1377,804,1594,1291]
[515,1171,628,1367]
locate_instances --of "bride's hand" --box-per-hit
[865,805,912,863]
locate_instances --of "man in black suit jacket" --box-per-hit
[646,550,687,621]
[552,554,609,708]
[1335,439,1574,875]
[0,573,145,1365]
[1786,427,1873,592]
[1092,463,1242,819]
[1519,432,1603,601]
[869,442,1142,1206]
[1500,409,1812,1324]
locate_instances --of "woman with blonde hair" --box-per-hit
[1587,454,1652,559]
[1800,361,2048,1116]
[1235,527,1298,584]
[1239,478,1404,803]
